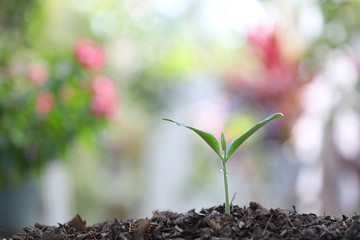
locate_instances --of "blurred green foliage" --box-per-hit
[0,1,120,185]
[0,0,39,33]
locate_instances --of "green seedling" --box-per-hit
[163,113,283,214]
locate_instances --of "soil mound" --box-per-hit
[9,202,360,239]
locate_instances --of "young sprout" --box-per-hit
[163,113,283,214]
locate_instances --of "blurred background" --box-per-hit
[1,0,360,236]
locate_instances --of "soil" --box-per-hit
[6,202,360,240]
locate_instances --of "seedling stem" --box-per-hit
[222,161,230,213]
[163,113,283,214]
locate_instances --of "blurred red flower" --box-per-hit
[222,24,310,138]
[74,39,105,69]
[224,24,303,103]
[26,63,48,85]
[90,75,118,117]
[248,25,282,69]
[36,91,54,116]
[248,25,299,100]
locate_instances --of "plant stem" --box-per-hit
[222,161,230,213]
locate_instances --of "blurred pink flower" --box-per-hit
[90,75,118,117]
[36,91,55,116]
[74,39,105,69]
[26,63,48,85]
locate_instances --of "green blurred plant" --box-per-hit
[0,39,119,185]
[163,113,283,213]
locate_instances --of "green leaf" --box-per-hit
[221,132,227,155]
[162,118,223,160]
[225,113,283,162]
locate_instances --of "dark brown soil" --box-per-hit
[7,202,360,239]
